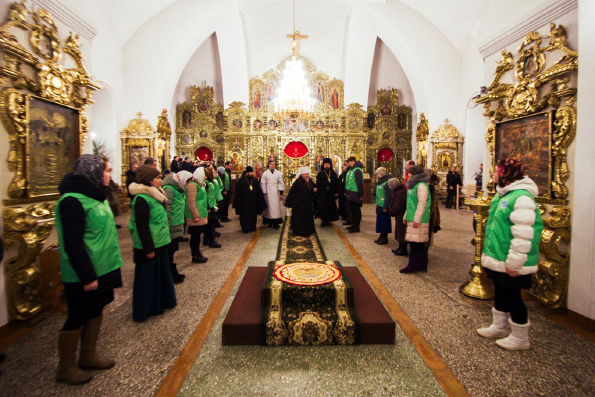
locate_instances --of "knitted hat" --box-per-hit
[497,158,524,187]
[135,165,161,185]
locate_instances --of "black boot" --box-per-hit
[192,252,208,263]
[392,242,408,256]
[209,241,222,248]
[376,235,388,245]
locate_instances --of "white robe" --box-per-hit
[260,169,285,219]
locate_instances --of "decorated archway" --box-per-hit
[283,141,309,184]
[195,146,213,161]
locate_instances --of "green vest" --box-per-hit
[163,185,185,226]
[205,180,217,208]
[223,172,230,190]
[55,193,124,283]
[129,193,171,249]
[483,190,543,268]
[345,167,362,192]
[405,182,431,223]
[213,177,224,202]
[185,181,208,218]
[376,181,388,207]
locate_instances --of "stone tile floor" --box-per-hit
[0,205,593,396]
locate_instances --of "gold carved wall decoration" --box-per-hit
[430,119,464,192]
[175,57,413,186]
[0,1,100,203]
[156,109,172,171]
[416,113,429,167]
[475,24,577,309]
[2,203,54,321]
[120,112,156,181]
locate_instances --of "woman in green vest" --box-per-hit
[477,159,542,350]
[373,167,392,245]
[185,167,209,263]
[203,166,223,248]
[55,154,124,384]
[161,170,192,284]
[400,165,432,274]
[128,165,177,321]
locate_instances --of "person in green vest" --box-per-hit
[128,165,177,321]
[373,167,393,245]
[161,170,193,284]
[218,162,233,222]
[400,165,432,274]
[203,166,223,248]
[344,156,365,233]
[477,159,542,350]
[55,154,124,385]
[185,167,209,263]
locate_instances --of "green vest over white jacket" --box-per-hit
[481,177,543,275]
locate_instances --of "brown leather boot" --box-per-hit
[78,316,115,370]
[56,329,93,384]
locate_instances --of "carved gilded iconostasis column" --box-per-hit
[474,24,577,309]
[120,112,156,184]
[0,2,100,321]
[430,120,464,196]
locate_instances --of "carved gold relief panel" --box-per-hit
[476,24,578,309]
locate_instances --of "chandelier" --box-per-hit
[274,0,314,120]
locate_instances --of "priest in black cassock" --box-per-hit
[233,166,266,233]
[315,158,339,227]
[285,166,316,236]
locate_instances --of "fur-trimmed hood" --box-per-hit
[406,172,431,190]
[496,176,538,197]
[128,182,167,203]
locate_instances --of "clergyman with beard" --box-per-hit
[285,166,316,236]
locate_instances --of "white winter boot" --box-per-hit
[496,319,531,350]
[477,308,509,338]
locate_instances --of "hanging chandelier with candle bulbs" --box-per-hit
[274,1,315,120]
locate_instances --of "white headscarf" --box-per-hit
[293,166,311,183]
[192,167,206,185]
[177,170,193,186]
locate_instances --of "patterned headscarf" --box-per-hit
[497,158,524,188]
[193,167,206,185]
[218,166,225,176]
[74,154,104,189]
[375,167,387,177]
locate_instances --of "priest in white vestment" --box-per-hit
[260,160,286,229]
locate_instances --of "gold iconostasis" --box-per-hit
[172,55,413,185]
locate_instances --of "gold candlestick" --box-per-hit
[460,193,494,299]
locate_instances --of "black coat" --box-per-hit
[446,171,462,188]
[233,173,266,232]
[315,169,339,222]
[125,170,136,199]
[170,160,181,173]
[285,177,316,236]
[57,174,122,297]
[390,184,407,243]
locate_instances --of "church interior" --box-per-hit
[0,0,594,395]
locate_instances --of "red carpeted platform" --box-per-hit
[222,267,395,345]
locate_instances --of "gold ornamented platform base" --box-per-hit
[459,270,494,300]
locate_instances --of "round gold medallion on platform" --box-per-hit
[273,262,341,286]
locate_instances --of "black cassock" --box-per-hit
[233,173,266,233]
[285,177,315,236]
[315,169,339,223]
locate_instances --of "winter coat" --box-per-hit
[404,173,431,243]
[161,173,186,240]
[390,184,407,243]
[481,177,543,275]
[260,168,285,220]
[185,181,208,227]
